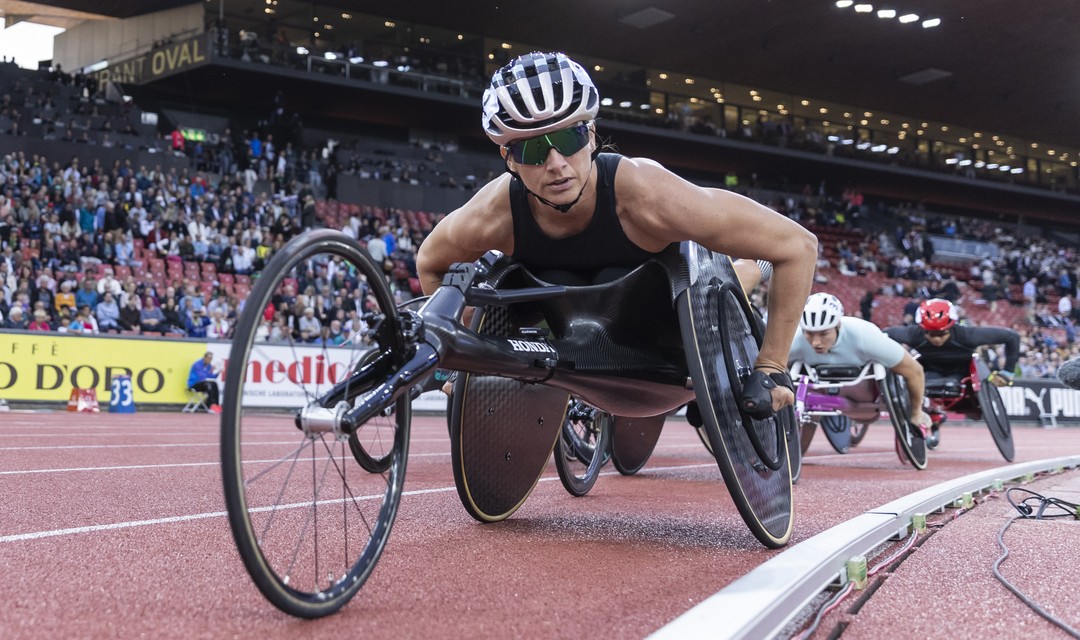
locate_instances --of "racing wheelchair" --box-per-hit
[788,361,928,469]
[922,354,1013,461]
[220,230,795,618]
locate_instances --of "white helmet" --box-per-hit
[482,51,600,146]
[801,292,844,331]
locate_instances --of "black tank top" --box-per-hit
[510,153,667,284]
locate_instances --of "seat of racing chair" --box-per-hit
[924,378,964,398]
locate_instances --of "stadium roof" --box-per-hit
[4,0,1079,149]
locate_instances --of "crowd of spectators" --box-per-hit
[3,58,1080,380]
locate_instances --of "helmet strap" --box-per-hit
[506,152,597,214]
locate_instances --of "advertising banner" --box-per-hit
[23,333,1075,421]
[0,333,205,403]
[91,33,210,86]
[998,379,1080,425]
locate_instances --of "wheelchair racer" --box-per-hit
[789,293,931,435]
[884,298,1020,448]
[416,51,817,415]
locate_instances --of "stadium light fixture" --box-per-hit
[922,18,941,28]
[898,13,919,23]
[854,4,873,13]
[877,9,896,18]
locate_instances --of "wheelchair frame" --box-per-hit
[220,230,794,618]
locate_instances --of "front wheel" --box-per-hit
[849,421,870,447]
[978,380,1014,461]
[678,244,793,549]
[882,372,927,470]
[221,230,410,618]
[554,399,612,496]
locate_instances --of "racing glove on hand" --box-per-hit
[988,370,1014,387]
[740,370,794,420]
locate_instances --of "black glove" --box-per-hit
[740,370,794,420]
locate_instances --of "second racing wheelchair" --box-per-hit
[220,230,796,618]
[922,353,1014,461]
[789,361,928,469]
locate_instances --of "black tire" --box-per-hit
[554,399,612,496]
[799,421,817,455]
[882,372,927,470]
[782,405,802,484]
[849,421,870,447]
[678,244,793,549]
[696,423,714,455]
[978,380,1015,462]
[221,230,410,618]
[819,415,852,454]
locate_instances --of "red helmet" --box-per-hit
[916,298,958,331]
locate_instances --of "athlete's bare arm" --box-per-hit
[891,350,929,427]
[416,175,516,295]
[613,157,818,384]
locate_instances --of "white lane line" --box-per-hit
[0,452,453,475]
[0,462,715,543]
[0,437,452,451]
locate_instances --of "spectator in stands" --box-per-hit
[54,279,75,315]
[1058,293,1073,323]
[981,277,1000,313]
[95,291,122,332]
[160,296,184,334]
[178,283,205,314]
[366,231,388,272]
[187,351,221,413]
[118,295,142,332]
[4,306,28,329]
[28,308,51,331]
[75,276,99,308]
[1023,276,1038,322]
[937,276,962,303]
[297,305,321,342]
[417,51,815,415]
[140,295,165,333]
[859,289,875,322]
[206,307,231,339]
[186,306,210,338]
[71,304,99,334]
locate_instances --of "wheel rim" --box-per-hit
[221,230,409,617]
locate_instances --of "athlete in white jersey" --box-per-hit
[790,293,931,433]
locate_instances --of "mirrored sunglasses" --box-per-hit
[505,123,590,165]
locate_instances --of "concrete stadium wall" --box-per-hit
[52,4,205,73]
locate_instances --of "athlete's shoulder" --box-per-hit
[884,324,918,341]
[840,316,879,332]
[438,175,513,249]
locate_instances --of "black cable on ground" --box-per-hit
[992,488,1080,639]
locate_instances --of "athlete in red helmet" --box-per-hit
[885,298,1019,448]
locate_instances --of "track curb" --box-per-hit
[649,455,1080,640]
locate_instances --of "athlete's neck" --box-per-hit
[526,159,594,214]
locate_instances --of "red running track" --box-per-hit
[1,410,1078,639]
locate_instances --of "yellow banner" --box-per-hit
[0,333,208,403]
